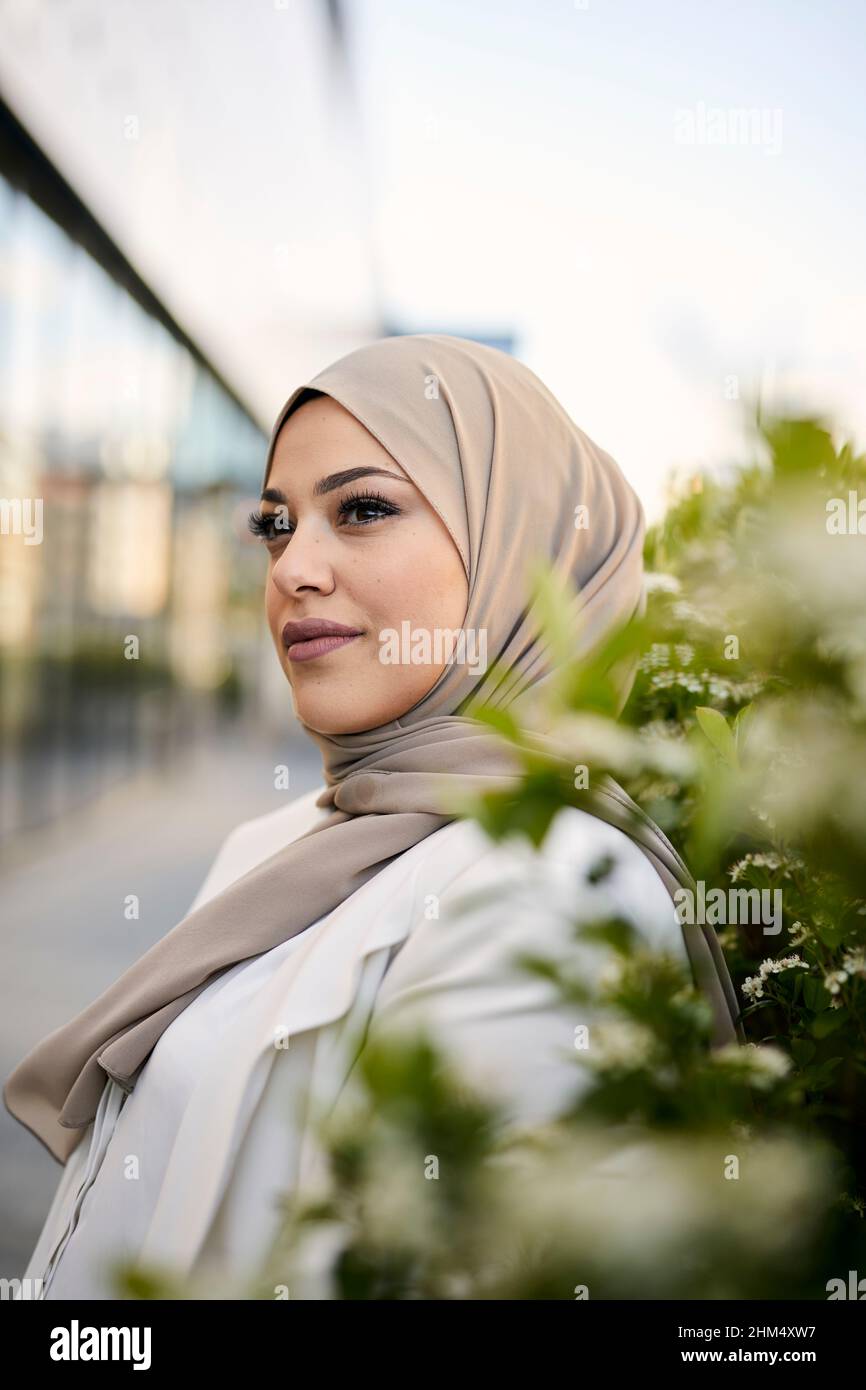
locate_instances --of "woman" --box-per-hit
[4,333,742,1300]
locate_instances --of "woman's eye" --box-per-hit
[248,510,292,543]
[338,491,401,526]
[247,492,400,545]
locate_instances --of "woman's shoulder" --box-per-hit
[221,782,330,858]
[361,804,688,1135]
[438,803,680,947]
[187,783,329,912]
[188,788,680,955]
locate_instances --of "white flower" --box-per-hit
[640,643,672,672]
[712,1042,792,1089]
[741,954,809,1001]
[842,949,866,977]
[650,671,707,695]
[824,969,848,996]
[759,954,809,977]
[596,957,627,996]
[728,851,804,884]
[744,1043,792,1086]
[644,572,682,594]
[581,1020,656,1071]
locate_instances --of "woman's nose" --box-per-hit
[270,519,336,596]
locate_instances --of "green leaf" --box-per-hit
[695,706,739,768]
[813,917,847,951]
[469,703,520,742]
[733,702,757,759]
[527,561,578,668]
[803,977,831,1012]
[811,1009,848,1039]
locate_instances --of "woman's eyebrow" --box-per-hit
[261,467,410,504]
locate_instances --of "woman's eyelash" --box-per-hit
[338,488,401,523]
[247,490,401,542]
[247,509,288,540]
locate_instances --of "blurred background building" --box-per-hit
[0,97,270,834]
[0,1,382,840]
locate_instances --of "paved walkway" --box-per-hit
[0,726,324,1279]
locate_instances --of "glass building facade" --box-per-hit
[0,166,271,838]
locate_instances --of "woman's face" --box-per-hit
[253,395,469,735]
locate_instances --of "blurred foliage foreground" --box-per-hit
[121,412,866,1300]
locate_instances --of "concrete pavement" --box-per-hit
[0,725,324,1279]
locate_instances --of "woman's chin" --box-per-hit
[287,668,448,736]
[292,689,408,737]
[289,685,378,737]
[295,709,376,737]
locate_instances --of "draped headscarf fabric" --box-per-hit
[4,334,744,1164]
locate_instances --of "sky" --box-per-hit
[345,0,866,513]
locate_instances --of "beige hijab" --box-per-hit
[4,334,743,1164]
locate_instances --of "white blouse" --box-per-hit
[18,782,690,1300]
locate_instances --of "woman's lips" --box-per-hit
[286,632,361,663]
[281,619,363,664]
